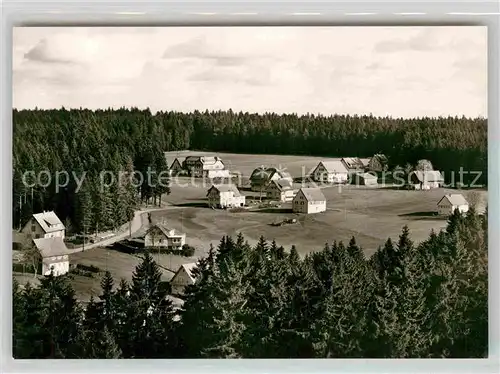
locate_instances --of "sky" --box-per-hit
[12,26,487,118]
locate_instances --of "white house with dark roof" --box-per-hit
[207,184,246,208]
[21,211,65,240]
[170,262,198,295]
[266,179,297,202]
[293,188,327,214]
[437,194,469,216]
[33,237,70,276]
[144,224,186,249]
[311,161,349,184]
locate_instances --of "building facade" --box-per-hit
[207,184,246,208]
[21,211,65,240]
[311,161,349,184]
[411,170,444,190]
[144,224,186,249]
[292,188,327,214]
[183,156,226,178]
[266,179,297,202]
[437,194,469,216]
[33,237,70,276]
[352,172,378,186]
[249,166,293,192]
[170,263,198,295]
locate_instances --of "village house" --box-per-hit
[170,262,198,295]
[352,172,378,186]
[21,211,65,240]
[207,184,246,209]
[169,157,185,176]
[341,157,366,174]
[182,156,227,178]
[367,154,389,172]
[311,161,349,184]
[293,188,327,214]
[249,166,293,192]
[266,179,297,202]
[437,194,469,216]
[144,224,186,250]
[411,170,444,190]
[33,236,70,276]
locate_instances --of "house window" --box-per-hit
[31,224,36,232]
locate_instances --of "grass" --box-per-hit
[14,151,487,302]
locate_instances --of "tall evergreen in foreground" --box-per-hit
[12,209,488,358]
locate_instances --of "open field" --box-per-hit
[14,151,487,302]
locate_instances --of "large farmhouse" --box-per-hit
[249,166,293,192]
[411,170,444,190]
[266,179,297,202]
[437,194,469,216]
[207,184,246,209]
[293,188,327,214]
[311,161,349,184]
[21,211,65,240]
[170,263,198,295]
[33,236,70,276]
[144,224,186,250]
[182,156,226,178]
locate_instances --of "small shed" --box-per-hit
[437,194,469,216]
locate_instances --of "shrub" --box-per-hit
[181,244,195,257]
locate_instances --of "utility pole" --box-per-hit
[83,220,85,252]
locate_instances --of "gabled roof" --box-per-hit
[207,184,241,197]
[268,178,293,191]
[317,161,348,174]
[33,237,69,258]
[413,170,444,183]
[147,224,185,238]
[341,157,365,170]
[296,188,326,202]
[173,262,198,283]
[32,211,65,233]
[359,158,372,167]
[438,194,468,206]
[170,157,185,167]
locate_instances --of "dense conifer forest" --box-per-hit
[13,208,487,358]
[12,108,487,232]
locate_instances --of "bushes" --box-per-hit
[180,244,195,257]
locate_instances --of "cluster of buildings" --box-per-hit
[169,155,230,179]
[20,211,69,277]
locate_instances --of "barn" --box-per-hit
[437,194,469,216]
[411,170,444,190]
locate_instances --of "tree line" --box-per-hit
[13,108,487,232]
[13,208,488,358]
